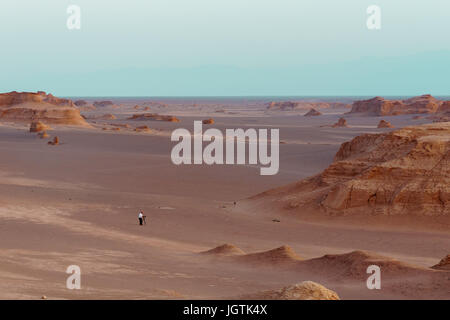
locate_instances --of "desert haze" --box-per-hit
[0,91,448,300]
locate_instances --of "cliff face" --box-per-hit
[0,91,88,126]
[254,123,450,217]
[349,95,447,116]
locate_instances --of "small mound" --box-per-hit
[432,255,450,270]
[48,136,59,146]
[242,281,340,300]
[236,245,302,265]
[304,108,322,116]
[134,125,152,133]
[202,118,215,124]
[37,131,49,139]
[377,120,393,128]
[332,117,348,128]
[302,250,426,279]
[201,244,245,256]
[30,121,51,133]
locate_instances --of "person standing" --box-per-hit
[138,211,144,226]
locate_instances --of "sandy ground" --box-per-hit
[0,101,448,300]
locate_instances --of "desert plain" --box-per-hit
[0,92,449,300]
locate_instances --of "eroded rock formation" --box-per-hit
[349,95,449,116]
[253,123,450,217]
[0,91,88,126]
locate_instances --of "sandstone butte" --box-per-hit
[0,91,88,126]
[253,122,450,217]
[348,94,450,116]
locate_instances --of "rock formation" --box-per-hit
[38,131,49,139]
[332,118,348,127]
[87,114,117,120]
[252,123,450,217]
[348,95,448,116]
[202,118,215,124]
[134,125,152,132]
[267,101,349,111]
[377,120,393,128]
[30,121,51,133]
[48,136,59,145]
[128,113,180,122]
[93,101,114,108]
[432,255,450,270]
[74,100,88,107]
[0,91,88,126]
[304,108,322,116]
[245,281,340,300]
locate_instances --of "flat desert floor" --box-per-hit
[0,101,448,299]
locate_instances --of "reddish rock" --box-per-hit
[332,118,348,128]
[349,95,445,116]
[202,118,215,124]
[93,101,114,107]
[432,255,450,270]
[128,113,180,122]
[0,91,88,126]
[377,120,394,128]
[304,108,322,116]
[253,123,450,217]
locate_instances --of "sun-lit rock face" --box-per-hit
[0,91,89,126]
[254,123,450,217]
[349,95,447,116]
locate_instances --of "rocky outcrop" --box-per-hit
[30,121,51,133]
[268,101,349,111]
[304,108,322,116]
[74,100,88,107]
[242,281,340,300]
[48,136,59,145]
[0,91,73,107]
[202,118,215,124]
[128,113,180,122]
[134,125,152,132]
[0,91,89,126]
[377,120,393,128]
[432,255,450,270]
[349,95,448,116]
[332,118,348,127]
[253,123,450,217]
[93,101,114,108]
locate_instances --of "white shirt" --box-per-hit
[138,212,143,218]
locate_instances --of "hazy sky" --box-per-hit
[1,0,449,96]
